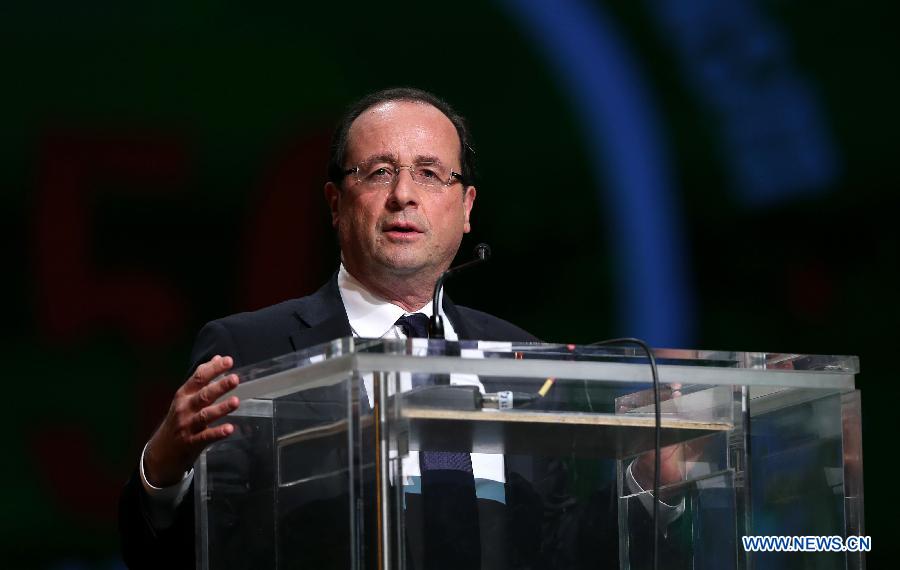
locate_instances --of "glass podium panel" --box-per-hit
[195,339,863,570]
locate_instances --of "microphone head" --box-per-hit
[474,243,491,261]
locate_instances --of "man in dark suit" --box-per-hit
[119,87,546,569]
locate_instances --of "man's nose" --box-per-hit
[386,168,420,209]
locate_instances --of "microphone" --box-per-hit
[429,243,491,338]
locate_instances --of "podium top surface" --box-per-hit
[218,338,859,403]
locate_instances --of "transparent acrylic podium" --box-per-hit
[195,339,863,570]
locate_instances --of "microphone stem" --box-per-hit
[429,245,491,339]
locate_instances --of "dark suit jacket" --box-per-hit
[119,275,541,569]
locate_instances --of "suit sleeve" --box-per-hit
[118,320,242,569]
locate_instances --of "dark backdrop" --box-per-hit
[2,1,896,567]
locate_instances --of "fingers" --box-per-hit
[190,396,240,433]
[660,443,683,462]
[663,382,683,400]
[190,373,239,411]
[186,355,234,391]
[193,423,236,445]
[683,439,707,460]
[145,358,239,486]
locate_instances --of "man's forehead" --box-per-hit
[345,100,461,164]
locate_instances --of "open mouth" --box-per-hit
[383,223,424,242]
[383,222,423,234]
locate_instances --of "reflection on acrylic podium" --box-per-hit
[195,339,863,570]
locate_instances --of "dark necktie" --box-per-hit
[394,314,481,569]
[396,313,447,387]
[396,312,430,341]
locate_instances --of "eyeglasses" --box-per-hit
[343,160,464,189]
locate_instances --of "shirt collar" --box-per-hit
[338,263,452,339]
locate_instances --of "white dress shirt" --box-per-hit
[337,264,506,500]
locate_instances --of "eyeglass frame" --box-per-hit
[342,160,466,189]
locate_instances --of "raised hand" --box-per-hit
[143,355,240,487]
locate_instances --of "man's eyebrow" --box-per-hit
[357,153,450,167]
[358,152,400,165]
[412,155,446,166]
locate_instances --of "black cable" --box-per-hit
[590,337,661,570]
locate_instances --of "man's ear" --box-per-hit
[324,182,341,228]
[462,185,476,234]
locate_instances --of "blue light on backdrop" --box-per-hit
[647,0,839,204]
[500,0,840,345]
[501,0,695,346]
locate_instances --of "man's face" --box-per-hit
[325,100,476,285]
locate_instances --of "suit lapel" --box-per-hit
[442,293,474,340]
[288,274,353,351]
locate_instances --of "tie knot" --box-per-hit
[396,313,430,339]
